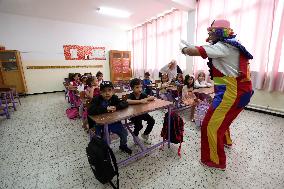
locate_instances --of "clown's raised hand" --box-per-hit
[180,40,195,55]
[180,40,200,56]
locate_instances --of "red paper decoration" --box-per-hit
[63,45,106,60]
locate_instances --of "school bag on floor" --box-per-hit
[161,112,184,157]
[86,137,119,189]
[66,107,79,119]
[194,101,210,127]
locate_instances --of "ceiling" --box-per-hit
[0,0,196,30]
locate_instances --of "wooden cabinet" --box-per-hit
[0,50,27,94]
[109,50,132,83]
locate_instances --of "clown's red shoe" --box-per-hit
[200,160,226,171]
[224,143,232,148]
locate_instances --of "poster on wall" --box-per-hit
[63,45,106,60]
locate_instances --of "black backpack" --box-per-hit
[161,112,184,157]
[86,137,119,189]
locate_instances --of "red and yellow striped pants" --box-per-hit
[201,76,253,169]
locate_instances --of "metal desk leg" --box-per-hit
[9,91,17,111]
[104,124,110,145]
[124,119,146,151]
[168,106,171,148]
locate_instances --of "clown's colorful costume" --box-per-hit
[182,19,254,169]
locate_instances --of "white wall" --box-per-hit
[249,90,284,112]
[0,13,128,94]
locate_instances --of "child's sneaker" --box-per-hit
[119,145,132,155]
[141,134,151,145]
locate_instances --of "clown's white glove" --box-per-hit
[180,40,195,55]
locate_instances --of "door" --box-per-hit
[110,51,123,82]
[121,51,131,80]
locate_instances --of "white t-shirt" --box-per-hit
[194,80,212,88]
[202,41,240,77]
[160,65,177,81]
[77,84,85,92]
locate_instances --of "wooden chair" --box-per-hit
[11,87,21,105]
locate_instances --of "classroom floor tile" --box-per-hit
[0,92,283,189]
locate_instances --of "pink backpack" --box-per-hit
[66,108,79,119]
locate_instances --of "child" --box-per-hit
[84,72,92,78]
[68,73,81,106]
[127,78,155,143]
[142,72,153,95]
[81,77,99,131]
[77,75,88,92]
[85,77,100,99]
[96,71,104,85]
[175,73,184,85]
[68,73,81,89]
[195,72,212,88]
[88,81,132,154]
[158,74,173,101]
[183,75,199,121]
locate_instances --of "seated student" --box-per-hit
[127,78,155,143]
[96,71,104,85]
[84,72,92,78]
[88,81,132,154]
[158,74,174,101]
[85,77,100,99]
[68,73,81,106]
[183,75,199,121]
[81,77,100,131]
[77,75,88,92]
[175,73,184,85]
[142,72,153,95]
[194,72,212,88]
[68,73,81,89]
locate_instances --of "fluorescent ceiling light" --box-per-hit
[96,7,131,18]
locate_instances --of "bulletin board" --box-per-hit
[63,45,106,60]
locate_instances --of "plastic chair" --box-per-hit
[11,86,21,105]
[0,88,16,111]
[0,89,10,118]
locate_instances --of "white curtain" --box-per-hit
[128,10,188,79]
[194,0,284,92]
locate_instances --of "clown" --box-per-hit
[181,19,254,170]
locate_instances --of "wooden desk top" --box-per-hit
[89,99,172,125]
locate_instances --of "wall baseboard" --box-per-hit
[22,90,65,96]
[245,106,284,118]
